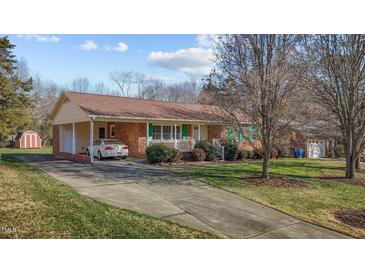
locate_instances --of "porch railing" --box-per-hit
[148,138,196,152]
[213,138,225,160]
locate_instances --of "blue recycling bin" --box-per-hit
[299,148,304,158]
[294,148,304,158]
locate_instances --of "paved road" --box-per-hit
[19,154,351,239]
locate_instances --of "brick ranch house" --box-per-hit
[50,92,253,163]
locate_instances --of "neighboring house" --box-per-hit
[278,126,335,159]
[50,92,251,163]
[15,130,42,149]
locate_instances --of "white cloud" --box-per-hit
[17,34,60,43]
[147,47,214,76]
[103,42,129,52]
[80,40,98,51]
[196,34,219,48]
[113,42,128,52]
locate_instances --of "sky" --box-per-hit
[5,34,217,90]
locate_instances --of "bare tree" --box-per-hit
[72,77,90,92]
[94,82,108,94]
[140,79,164,99]
[15,57,31,81]
[109,71,134,97]
[305,35,365,178]
[204,35,304,178]
[164,79,201,103]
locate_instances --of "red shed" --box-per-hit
[15,130,42,149]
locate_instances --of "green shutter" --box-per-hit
[182,124,188,139]
[248,127,253,142]
[228,128,234,142]
[239,132,243,142]
[148,123,153,137]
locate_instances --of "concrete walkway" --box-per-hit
[19,154,350,239]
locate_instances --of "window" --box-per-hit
[152,125,181,140]
[173,125,181,139]
[103,139,124,145]
[99,127,106,139]
[228,126,256,142]
[152,125,162,140]
[110,125,116,138]
[163,125,172,140]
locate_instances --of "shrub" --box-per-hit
[334,144,345,158]
[222,142,239,161]
[194,140,216,161]
[253,149,263,159]
[247,150,254,158]
[273,138,291,158]
[270,148,278,159]
[169,148,182,162]
[237,150,247,160]
[146,144,172,163]
[192,148,206,161]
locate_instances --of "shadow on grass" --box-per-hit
[185,159,346,182]
[1,155,38,173]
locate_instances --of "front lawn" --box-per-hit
[181,159,365,238]
[0,149,216,239]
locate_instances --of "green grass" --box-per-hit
[0,148,216,239]
[181,159,365,238]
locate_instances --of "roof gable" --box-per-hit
[51,94,89,124]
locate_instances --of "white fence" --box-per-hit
[148,138,196,152]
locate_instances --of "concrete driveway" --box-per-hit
[19,154,350,239]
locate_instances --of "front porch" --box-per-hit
[53,118,223,163]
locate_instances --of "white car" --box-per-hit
[87,139,128,160]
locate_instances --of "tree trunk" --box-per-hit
[345,154,356,179]
[261,147,270,179]
[344,131,356,179]
[355,155,361,170]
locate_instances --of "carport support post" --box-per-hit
[146,123,149,146]
[174,124,177,149]
[72,122,76,154]
[89,117,94,163]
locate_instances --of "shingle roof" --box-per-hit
[63,91,248,122]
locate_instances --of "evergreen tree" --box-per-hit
[0,36,33,144]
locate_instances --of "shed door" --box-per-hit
[26,134,31,149]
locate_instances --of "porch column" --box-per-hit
[174,124,177,149]
[198,124,201,141]
[146,123,149,146]
[72,122,76,154]
[89,117,94,163]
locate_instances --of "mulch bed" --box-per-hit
[334,209,365,229]
[317,176,365,186]
[240,176,306,188]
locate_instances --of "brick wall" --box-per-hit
[109,122,147,158]
[56,151,91,163]
[207,125,224,141]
